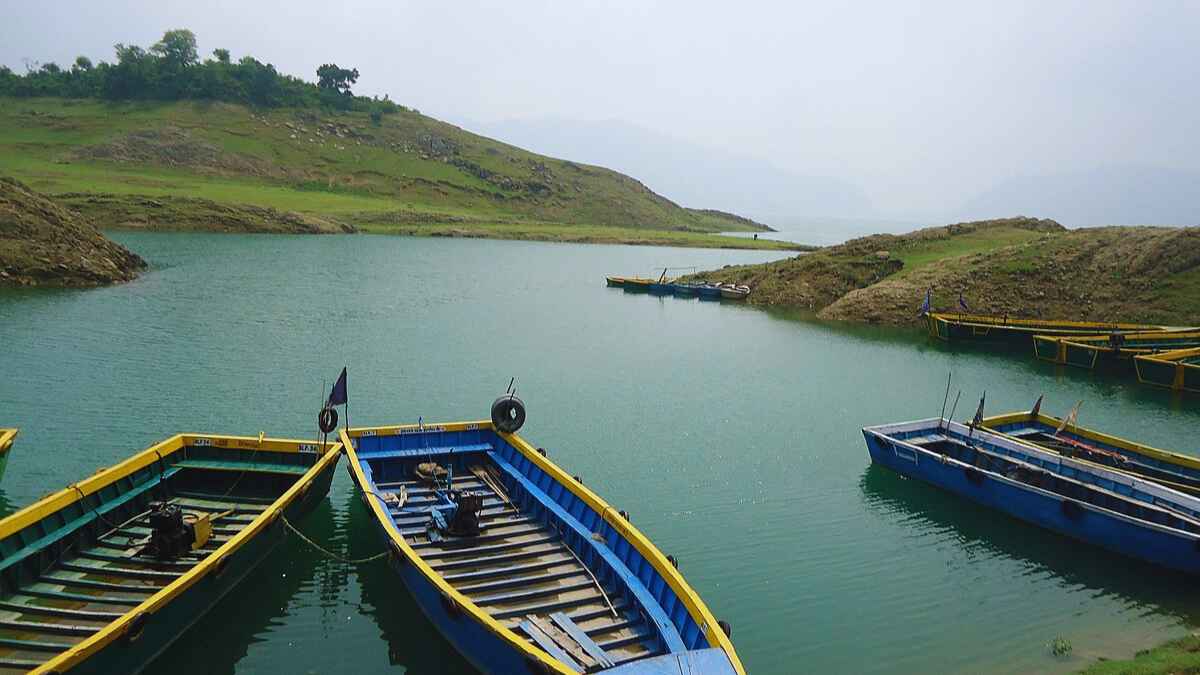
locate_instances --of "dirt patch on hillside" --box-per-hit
[0,177,144,286]
[686,217,1064,312]
[69,127,283,178]
[820,226,1200,326]
[56,193,355,234]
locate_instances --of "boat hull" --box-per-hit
[605,277,625,288]
[697,286,722,300]
[0,434,342,674]
[926,312,1164,346]
[343,421,744,675]
[863,423,1200,575]
[1135,347,1200,393]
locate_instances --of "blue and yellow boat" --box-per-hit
[1135,347,1200,393]
[926,312,1163,345]
[0,429,15,482]
[0,433,340,674]
[341,405,743,674]
[1032,330,1200,369]
[671,283,701,298]
[982,409,1200,495]
[863,418,1200,574]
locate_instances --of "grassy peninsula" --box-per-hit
[0,30,797,251]
[687,217,1200,326]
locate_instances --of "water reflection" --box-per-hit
[347,491,475,673]
[153,497,346,674]
[858,463,1200,625]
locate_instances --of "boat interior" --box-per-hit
[0,441,326,673]
[353,426,721,673]
[881,424,1200,537]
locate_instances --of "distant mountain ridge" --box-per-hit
[471,117,874,227]
[959,165,1199,228]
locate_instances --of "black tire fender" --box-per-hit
[318,407,338,434]
[491,394,526,433]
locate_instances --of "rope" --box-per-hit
[280,515,388,565]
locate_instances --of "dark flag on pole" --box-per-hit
[327,367,348,407]
[1031,394,1044,418]
[958,291,970,313]
[968,391,986,438]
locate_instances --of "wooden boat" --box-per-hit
[1032,329,1200,369]
[1135,347,1200,393]
[0,433,341,674]
[341,411,743,674]
[671,283,700,298]
[605,277,626,288]
[696,284,722,300]
[621,278,653,293]
[863,418,1200,574]
[0,429,15,482]
[981,410,1200,495]
[719,285,749,300]
[925,312,1163,345]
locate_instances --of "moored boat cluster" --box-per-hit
[606,274,750,300]
[925,312,1200,393]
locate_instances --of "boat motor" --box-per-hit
[141,502,215,560]
[446,490,485,537]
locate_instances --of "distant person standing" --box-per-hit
[753,234,758,240]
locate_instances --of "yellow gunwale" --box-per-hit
[22,433,342,674]
[0,428,15,455]
[341,421,746,675]
[1135,347,1200,391]
[928,311,1166,332]
[980,411,1200,472]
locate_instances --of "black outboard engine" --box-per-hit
[446,491,485,537]
[144,502,195,559]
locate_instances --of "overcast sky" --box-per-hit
[4,0,1198,219]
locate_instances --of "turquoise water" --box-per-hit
[2,232,1199,674]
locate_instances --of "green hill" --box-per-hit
[0,97,793,249]
[687,217,1200,326]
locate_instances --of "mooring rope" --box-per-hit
[281,515,389,564]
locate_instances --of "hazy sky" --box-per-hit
[4,1,1198,218]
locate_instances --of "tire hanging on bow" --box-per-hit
[318,406,339,434]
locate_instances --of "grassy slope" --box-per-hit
[0,97,798,250]
[688,217,1200,325]
[1079,634,1200,675]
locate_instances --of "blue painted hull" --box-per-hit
[863,427,1200,575]
[648,283,673,295]
[697,286,722,300]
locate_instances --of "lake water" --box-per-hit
[1,232,1198,674]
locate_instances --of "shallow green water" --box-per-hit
[2,232,1198,674]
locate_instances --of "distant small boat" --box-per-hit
[605,276,626,288]
[342,403,744,674]
[719,284,750,300]
[622,278,654,293]
[0,428,15,481]
[1033,329,1200,369]
[672,282,701,297]
[697,283,722,300]
[1135,347,1200,393]
[0,432,341,673]
[925,312,1164,345]
[982,409,1200,495]
[863,417,1200,574]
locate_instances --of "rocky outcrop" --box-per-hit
[0,177,145,286]
[56,193,356,234]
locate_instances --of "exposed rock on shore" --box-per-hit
[56,193,356,234]
[0,177,145,286]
